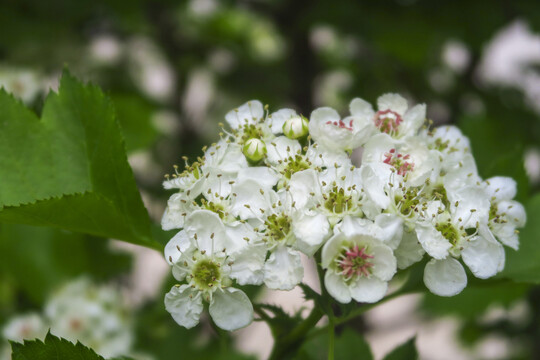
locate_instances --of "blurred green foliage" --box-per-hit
[1,0,540,359]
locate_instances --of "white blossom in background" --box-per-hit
[45,278,134,358]
[0,67,43,104]
[161,94,526,331]
[1,278,146,360]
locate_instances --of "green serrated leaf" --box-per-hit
[383,337,418,360]
[255,303,302,340]
[10,332,135,360]
[501,194,540,283]
[0,71,159,249]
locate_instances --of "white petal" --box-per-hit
[484,176,517,201]
[370,243,397,282]
[415,224,452,259]
[229,242,266,285]
[395,230,425,269]
[266,136,302,165]
[161,193,190,230]
[377,93,408,115]
[349,277,388,303]
[237,167,279,188]
[225,100,264,129]
[306,143,351,169]
[184,210,228,253]
[164,285,203,329]
[442,153,480,191]
[349,97,374,118]
[288,169,321,209]
[229,180,273,220]
[401,103,426,135]
[448,185,490,228]
[334,215,375,239]
[209,288,253,331]
[360,164,391,209]
[310,107,340,128]
[374,214,403,249]
[268,108,297,134]
[164,230,191,265]
[223,221,257,255]
[264,246,304,290]
[324,271,352,304]
[321,233,346,268]
[424,258,467,297]
[462,230,504,279]
[293,211,330,256]
[501,200,527,228]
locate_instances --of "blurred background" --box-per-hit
[1,0,540,359]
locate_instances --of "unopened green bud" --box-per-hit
[283,115,309,139]
[243,138,267,162]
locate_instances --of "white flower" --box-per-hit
[0,67,43,104]
[265,136,349,188]
[45,278,133,358]
[288,166,364,226]
[349,93,426,140]
[484,176,526,249]
[421,125,471,171]
[164,210,259,330]
[224,100,274,146]
[230,185,329,289]
[322,216,397,303]
[2,313,47,343]
[415,188,505,296]
[360,133,440,210]
[309,107,372,152]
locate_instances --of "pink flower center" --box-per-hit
[383,148,414,176]
[374,109,402,135]
[337,244,374,279]
[326,119,353,131]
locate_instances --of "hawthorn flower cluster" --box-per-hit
[162,94,526,331]
[1,278,138,359]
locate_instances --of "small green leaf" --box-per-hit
[383,337,418,360]
[10,332,135,360]
[0,71,158,249]
[255,303,302,340]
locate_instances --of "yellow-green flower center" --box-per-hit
[192,259,221,290]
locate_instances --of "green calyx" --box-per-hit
[243,138,267,162]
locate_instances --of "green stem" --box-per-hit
[328,316,335,360]
[266,301,324,360]
[307,289,416,341]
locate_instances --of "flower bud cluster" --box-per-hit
[162,94,526,330]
